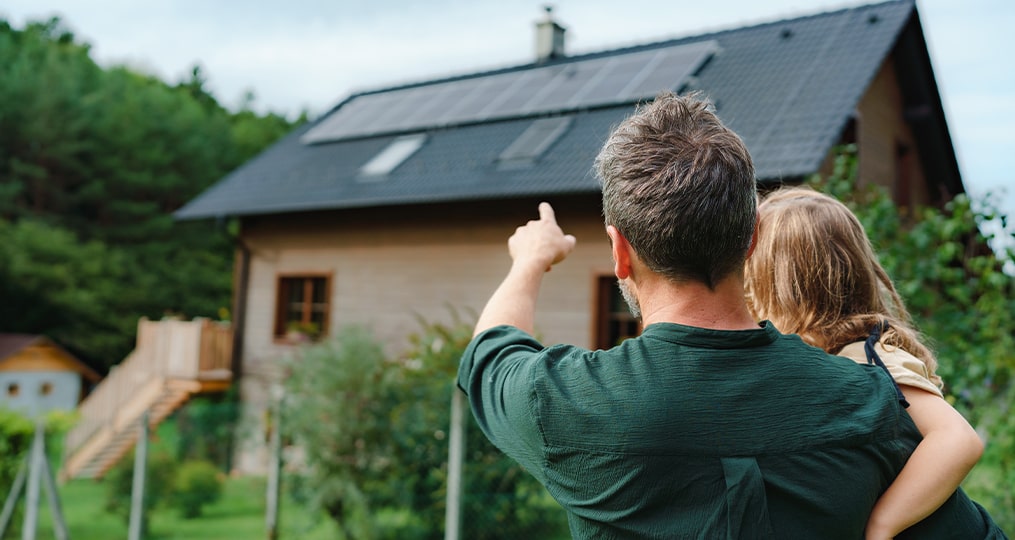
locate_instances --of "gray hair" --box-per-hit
[595,92,757,288]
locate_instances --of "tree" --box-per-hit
[0,218,135,365]
[0,17,299,369]
[813,147,1015,529]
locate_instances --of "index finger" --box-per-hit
[538,202,556,223]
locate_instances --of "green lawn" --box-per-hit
[7,418,338,539]
[31,475,340,540]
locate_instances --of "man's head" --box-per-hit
[595,92,757,289]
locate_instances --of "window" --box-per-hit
[40,382,53,396]
[6,382,19,397]
[274,275,331,341]
[594,276,641,350]
[359,134,427,178]
[497,117,572,169]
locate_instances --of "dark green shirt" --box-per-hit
[458,323,1006,539]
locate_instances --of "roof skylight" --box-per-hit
[498,117,572,169]
[358,134,427,178]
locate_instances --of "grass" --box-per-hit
[9,420,340,540]
[30,475,340,540]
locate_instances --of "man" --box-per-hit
[457,93,1001,539]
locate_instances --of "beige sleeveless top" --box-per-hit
[837,341,943,397]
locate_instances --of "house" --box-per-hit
[177,0,963,472]
[0,334,101,418]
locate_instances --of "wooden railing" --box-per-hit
[63,318,232,472]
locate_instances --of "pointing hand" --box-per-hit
[508,202,577,271]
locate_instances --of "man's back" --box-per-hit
[461,322,910,538]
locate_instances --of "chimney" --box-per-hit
[535,5,566,62]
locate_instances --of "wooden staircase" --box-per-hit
[61,318,232,480]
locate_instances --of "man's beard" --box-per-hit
[617,279,641,320]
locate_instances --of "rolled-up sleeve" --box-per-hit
[458,325,547,481]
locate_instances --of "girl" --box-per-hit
[743,187,985,539]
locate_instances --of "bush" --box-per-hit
[172,460,223,518]
[0,408,33,536]
[283,319,569,539]
[0,408,34,487]
[104,449,177,533]
[282,325,392,539]
[174,388,240,470]
[0,408,75,538]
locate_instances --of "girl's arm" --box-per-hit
[864,386,984,540]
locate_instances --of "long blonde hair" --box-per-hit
[744,187,942,388]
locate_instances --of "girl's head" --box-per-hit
[744,187,940,385]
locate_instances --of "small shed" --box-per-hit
[0,334,101,417]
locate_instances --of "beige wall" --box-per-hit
[814,54,932,208]
[233,195,614,472]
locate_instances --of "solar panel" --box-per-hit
[576,55,652,104]
[623,45,715,99]
[525,59,606,113]
[481,69,558,120]
[302,39,718,145]
[389,85,447,130]
[423,82,488,126]
[444,75,518,123]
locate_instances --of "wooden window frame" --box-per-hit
[273,272,333,343]
[593,274,641,350]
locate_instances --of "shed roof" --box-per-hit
[0,334,102,382]
[177,0,956,220]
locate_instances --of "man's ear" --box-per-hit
[606,225,633,279]
[745,219,759,259]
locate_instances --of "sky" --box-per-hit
[2,0,1013,223]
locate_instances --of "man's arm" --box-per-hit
[473,202,576,336]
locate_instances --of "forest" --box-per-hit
[0,17,299,371]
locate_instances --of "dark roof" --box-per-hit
[0,334,39,360]
[0,334,102,382]
[177,0,955,220]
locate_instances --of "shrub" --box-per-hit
[172,460,223,518]
[0,408,33,536]
[283,318,569,539]
[0,408,33,487]
[282,325,392,539]
[104,449,177,534]
[174,388,240,470]
[0,408,75,537]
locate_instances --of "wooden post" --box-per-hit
[128,412,149,540]
[444,389,466,540]
[265,389,283,540]
[22,422,45,540]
